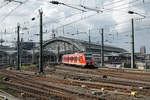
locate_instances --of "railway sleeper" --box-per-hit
[4,81,77,100]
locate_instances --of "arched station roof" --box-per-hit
[43,36,127,55]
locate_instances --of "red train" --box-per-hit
[62,53,95,67]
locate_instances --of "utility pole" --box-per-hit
[39,9,43,73]
[32,44,35,64]
[131,18,135,69]
[88,29,91,49]
[17,24,20,70]
[57,45,60,63]
[101,28,104,67]
[0,30,2,46]
[128,11,145,69]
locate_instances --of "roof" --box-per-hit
[43,36,127,53]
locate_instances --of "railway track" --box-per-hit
[55,65,150,82]
[0,70,102,100]
[34,75,150,96]
[50,70,150,88]
[1,64,150,99]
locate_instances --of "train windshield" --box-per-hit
[84,53,92,61]
[85,56,92,61]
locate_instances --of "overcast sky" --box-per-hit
[0,0,150,53]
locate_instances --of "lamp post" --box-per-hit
[128,11,146,18]
[39,9,44,73]
[128,11,145,69]
[88,29,91,49]
[17,23,20,70]
[50,1,86,12]
[101,28,104,67]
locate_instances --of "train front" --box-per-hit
[84,53,95,67]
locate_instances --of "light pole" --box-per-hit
[101,28,104,67]
[128,11,146,18]
[50,1,86,12]
[128,11,145,69]
[39,9,44,73]
[17,23,20,70]
[31,10,44,73]
[88,29,91,49]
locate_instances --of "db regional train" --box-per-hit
[62,53,96,67]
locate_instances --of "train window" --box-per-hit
[75,57,77,61]
[79,56,82,60]
[84,53,92,56]
[71,57,73,61]
[79,56,82,62]
[73,57,75,61]
[77,56,79,61]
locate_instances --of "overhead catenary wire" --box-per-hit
[15,0,143,31]
[53,0,150,30]
[30,0,141,28]
[0,1,10,9]
[0,0,29,23]
[2,0,150,36]
[3,2,150,36]
[50,0,141,29]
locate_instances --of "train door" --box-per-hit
[67,56,69,64]
[71,56,73,64]
[69,56,71,64]
[73,55,75,64]
[77,56,79,64]
[79,55,83,65]
[74,55,77,64]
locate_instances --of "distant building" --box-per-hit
[140,46,146,54]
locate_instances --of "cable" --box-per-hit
[26,0,143,30]
[104,0,126,6]
[54,1,140,29]
[0,0,29,23]
[3,0,150,36]
[55,1,150,30]
[0,4,22,23]
[0,1,10,9]
[105,0,139,8]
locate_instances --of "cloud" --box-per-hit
[0,0,150,53]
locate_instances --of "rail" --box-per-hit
[0,95,7,100]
